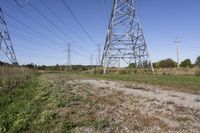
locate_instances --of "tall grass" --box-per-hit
[0,66,35,93]
[155,67,200,76]
[87,67,200,76]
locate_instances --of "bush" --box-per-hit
[180,59,192,68]
[155,58,177,68]
[93,68,103,74]
[116,69,128,74]
[195,69,200,76]
[195,56,200,67]
[128,63,136,68]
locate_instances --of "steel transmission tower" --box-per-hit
[0,7,18,65]
[174,37,180,68]
[67,43,71,70]
[101,0,152,73]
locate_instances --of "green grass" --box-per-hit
[81,73,200,94]
[0,74,109,133]
[0,75,50,133]
[1,72,199,132]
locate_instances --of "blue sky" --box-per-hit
[1,0,200,65]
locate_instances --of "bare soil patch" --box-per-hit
[67,79,200,132]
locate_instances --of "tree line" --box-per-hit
[153,56,200,68]
[127,56,200,69]
[1,56,200,70]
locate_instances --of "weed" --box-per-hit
[194,98,200,102]
[38,111,56,124]
[80,119,109,129]
[62,121,77,131]
[166,101,175,105]
[195,69,200,76]
[0,66,35,95]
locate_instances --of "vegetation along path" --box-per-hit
[0,73,200,133]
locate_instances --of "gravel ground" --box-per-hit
[68,79,200,133]
[76,80,200,109]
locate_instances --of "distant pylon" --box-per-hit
[174,37,180,68]
[101,0,152,73]
[0,7,18,65]
[67,43,71,70]
[90,54,93,66]
[98,44,101,65]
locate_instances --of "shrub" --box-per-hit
[195,56,200,67]
[116,69,128,74]
[195,69,200,76]
[128,63,136,68]
[155,58,177,68]
[180,59,192,68]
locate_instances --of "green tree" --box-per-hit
[156,58,176,68]
[128,63,136,68]
[180,59,192,68]
[24,63,35,69]
[195,56,200,67]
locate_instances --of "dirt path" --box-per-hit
[75,79,200,109]
[67,78,200,133]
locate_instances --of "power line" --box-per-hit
[5,12,65,47]
[103,0,109,20]
[10,30,90,59]
[7,0,67,42]
[39,0,92,54]
[15,45,64,55]
[17,53,66,60]
[63,43,91,58]
[7,16,91,55]
[62,0,98,46]
[39,0,84,41]
[14,0,30,8]
[9,33,63,51]
[71,52,85,57]
[10,0,98,59]
[29,2,68,39]
[15,42,87,61]
[5,0,106,65]
[16,49,66,60]
[7,22,65,49]
[10,0,92,55]
[97,0,107,29]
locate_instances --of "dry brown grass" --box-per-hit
[0,66,34,93]
[155,67,200,76]
[86,67,200,76]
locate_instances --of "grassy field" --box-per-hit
[0,67,200,132]
[0,73,199,132]
[81,73,200,94]
[0,74,109,132]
